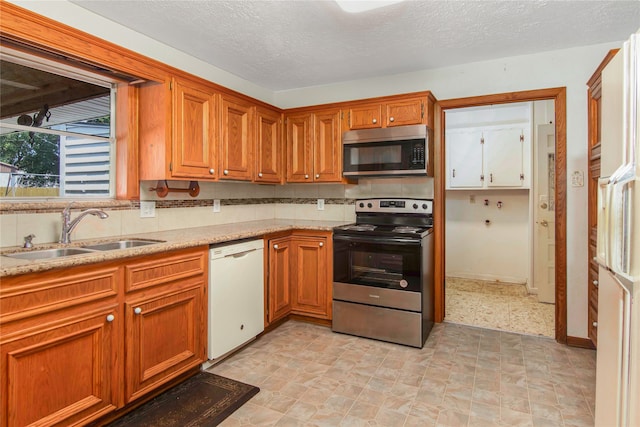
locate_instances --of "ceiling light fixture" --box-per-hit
[334,0,405,13]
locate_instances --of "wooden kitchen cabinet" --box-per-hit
[286,109,341,183]
[219,93,254,181]
[266,235,293,325]
[139,77,218,181]
[0,264,121,427]
[0,246,208,425]
[343,95,433,131]
[255,106,284,183]
[265,231,332,325]
[290,232,332,320]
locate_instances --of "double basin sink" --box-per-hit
[4,239,164,261]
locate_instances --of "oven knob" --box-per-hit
[367,203,373,208]
[422,203,428,210]
[399,280,408,288]
[359,202,364,208]
[413,203,418,209]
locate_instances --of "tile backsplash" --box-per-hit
[0,177,433,247]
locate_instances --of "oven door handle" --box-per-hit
[333,234,422,245]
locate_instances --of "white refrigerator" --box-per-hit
[595,28,640,426]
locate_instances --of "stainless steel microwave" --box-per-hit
[342,125,433,178]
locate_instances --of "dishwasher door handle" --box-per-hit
[226,248,258,258]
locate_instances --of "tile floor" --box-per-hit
[445,277,556,338]
[209,320,595,426]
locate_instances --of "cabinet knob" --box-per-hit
[258,172,263,177]
[592,280,599,287]
[209,168,215,175]
[134,307,142,315]
[106,314,115,322]
[223,169,229,175]
[319,242,324,247]
[304,174,309,179]
[389,117,395,122]
[372,118,377,124]
[592,321,598,328]
[273,244,279,249]
[315,174,320,179]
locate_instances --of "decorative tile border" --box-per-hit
[0,198,356,214]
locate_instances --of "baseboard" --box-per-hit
[566,336,596,349]
[446,273,526,285]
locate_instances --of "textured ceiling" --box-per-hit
[70,0,640,91]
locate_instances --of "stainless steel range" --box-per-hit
[332,198,434,348]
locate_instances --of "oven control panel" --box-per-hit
[355,198,433,214]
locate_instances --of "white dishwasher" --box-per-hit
[208,239,264,360]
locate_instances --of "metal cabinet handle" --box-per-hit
[389,117,395,122]
[490,173,493,183]
[315,174,320,179]
[273,244,279,249]
[106,314,115,322]
[593,322,598,327]
[223,169,229,175]
[593,280,599,287]
[258,172,263,177]
[372,118,377,124]
[319,242,324,247]
[304,174,309,179]
[134,307,142,315]
[540,220,548,227]
[209,168,215,174]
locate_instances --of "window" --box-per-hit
[0,49,115,198]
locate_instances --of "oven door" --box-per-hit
[333,233,423,292]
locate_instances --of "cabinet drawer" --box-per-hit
[125,247,206,292]
[0,265,119,324]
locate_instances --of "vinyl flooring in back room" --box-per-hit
[209,320,595,427]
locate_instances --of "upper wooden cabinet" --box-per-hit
[343,95,434,131]
[255,106,284,183]
[139,77,218,181]
[219,94,254,181]
[286,108,342,183]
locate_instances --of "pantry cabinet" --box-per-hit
[0,247,207,426]
[286,109,342,183]
[139,77,218,181]
[219,94,254,181]
[344,96,432,130]
[255,106,284,183]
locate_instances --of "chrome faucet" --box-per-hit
[60,204,109,244]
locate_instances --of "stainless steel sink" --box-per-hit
[81,239,164,251]
[4,247,96,260]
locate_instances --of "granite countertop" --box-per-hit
[0,219,349,277]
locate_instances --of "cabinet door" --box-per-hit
[290,235,331,319]
[125,285,204,403]
[255,106,283,183]
[1,304,119,427]
[286,113,313,182]
[313,109,342,182]
[347,103,382,130]
[447,129,484,188]
[172,78,217,179]
[485,127,525,187]
[267,237,292,324]
[385,98,424,127]
[220,94,254,180]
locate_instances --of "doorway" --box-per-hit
[434,88,568,343]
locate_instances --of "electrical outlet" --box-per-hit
[213,199,221,212]
[317,199,325,210]
[140,201,156,218]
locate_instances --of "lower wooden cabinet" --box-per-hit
[0,246,207,427]
[265,231,332,326]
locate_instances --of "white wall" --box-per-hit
[7,0,624,339]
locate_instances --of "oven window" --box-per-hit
[334,239,422,291]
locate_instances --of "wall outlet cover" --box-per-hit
[140,201,156,218]
[571,170,584,187]
[213,199,221,212]
[317,199,325,210]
